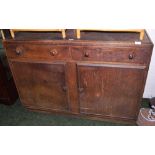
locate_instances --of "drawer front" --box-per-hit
[5,44,70,60]
[71,46,150,64]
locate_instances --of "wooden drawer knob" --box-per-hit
[50,49,58,56]
[84,52,89,57]
[16,47,23,55]
[128,54,134,60]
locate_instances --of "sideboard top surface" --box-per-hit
[2,30,153,47]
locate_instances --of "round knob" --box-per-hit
[128,54,134,60]
[84,52,89,57]
[62,86,67,91]
[79,88,84,93]
[16,47,23,55]
[50,49,58,56]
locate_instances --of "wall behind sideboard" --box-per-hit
[143,29,155,98]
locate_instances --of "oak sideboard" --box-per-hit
[2,29,154,124]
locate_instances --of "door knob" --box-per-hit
[78,87,84,93]
[62,86,67,91]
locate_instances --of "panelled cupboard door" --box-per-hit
[9,61,69,112]
[77,63,145,119]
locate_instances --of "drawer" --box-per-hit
[71,46,150,64]
[5,44,70,60]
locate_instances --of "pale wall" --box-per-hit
[143,29,155,98]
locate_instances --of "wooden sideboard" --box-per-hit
[2,30,154,123]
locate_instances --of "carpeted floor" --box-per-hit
[0,99,150,126]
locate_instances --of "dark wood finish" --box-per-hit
[6,44,70,61]
[9,60,69,111]
[66,62,79,113]
[77,63,145,119]
[0,61,8,100]
[2,30,154,123]
[0,52,18,105]
[71,46,151,65]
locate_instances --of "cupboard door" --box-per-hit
[77,63,145,119]
[10,60,69,112]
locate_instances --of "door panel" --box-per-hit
[10,60,69,111]
[77,63,145,119]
